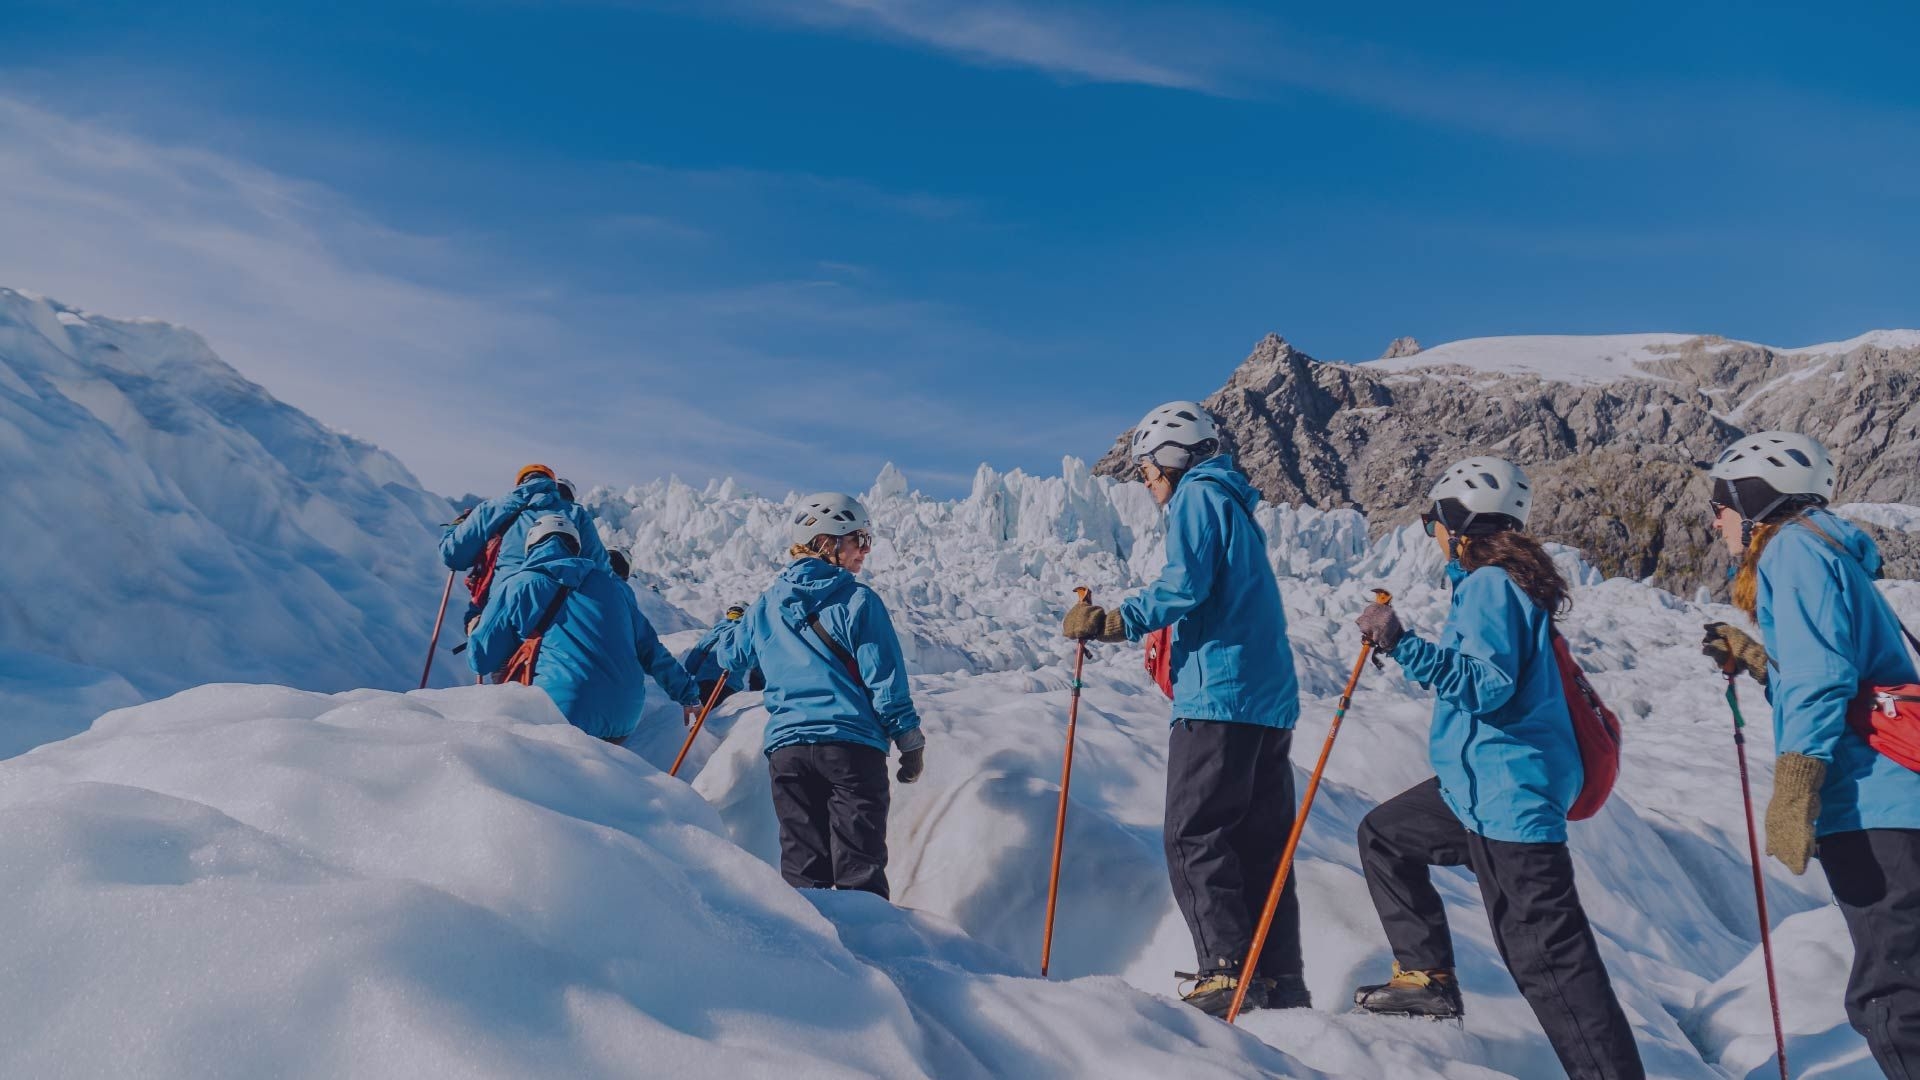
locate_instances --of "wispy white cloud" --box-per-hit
[0,96,1105,500]
[0,96,575,493]
[738,0,1227,91]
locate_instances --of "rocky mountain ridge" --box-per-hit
[1096,331,1920,592]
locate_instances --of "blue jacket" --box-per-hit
[716,558,921,756]
[467,539,702,740]
[682,619,749,690]
[1118,455,1299,729]
[1391,561,1582,844]
[439,477,609,587]
[1754,510,1920,836]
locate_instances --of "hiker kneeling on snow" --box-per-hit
[467,514,704,745]
[441,463,609,632]
[714,493,924,900]
[1350,457,1643,1080]
[1062,401,1308,1018]
[1700,432,1920,1079]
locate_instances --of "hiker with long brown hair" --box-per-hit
[1348,457,1643,1080]
[1701,431,1920,1077]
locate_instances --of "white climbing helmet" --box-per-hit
[1709,431,1835,520]
[790,492,872,545]
[525,513,581,553]
[1429,457,1533,531]
[1129,401,1221,471]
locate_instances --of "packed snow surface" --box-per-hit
[8,287,1918,1076]
[592,464,1913,1078]
[0,288,465,749]
[9,453,1916,1076]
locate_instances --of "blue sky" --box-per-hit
[2,1,1916,499]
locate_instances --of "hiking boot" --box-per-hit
[1176,969,1261,1017]
[1352,963,1464,1020]
[1262,974,1312,1010]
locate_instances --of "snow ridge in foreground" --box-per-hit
[0,685,1328,1080]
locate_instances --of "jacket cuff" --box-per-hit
[1391,632,1424,665]
[893,727,926,753]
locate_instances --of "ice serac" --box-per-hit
[0,287,461,748]
[1095,329,1920,592]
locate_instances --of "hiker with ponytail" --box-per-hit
[1702,432,1920,1077]
[1348,457,1643,1080]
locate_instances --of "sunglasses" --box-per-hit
[844,531,874,551]
[1420,510,1439,537]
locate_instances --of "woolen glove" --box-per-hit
[1062,602,1127,643]
[894,728,926,783]
[1764,752,1826,875]
[1702,622,1769,686]
[1355,599,1406,653]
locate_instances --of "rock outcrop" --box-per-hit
[1096,332,1920,592]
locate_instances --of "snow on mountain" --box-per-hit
[1367,332,1709,384]
[592,461,1915,1078]
[0,288,462,750]
[1364,327,1920,385]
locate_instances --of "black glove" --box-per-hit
[1703,622,1769,685]
[1356,598,1405,653]
[1063,602,1127,643]
[894,729,926,783]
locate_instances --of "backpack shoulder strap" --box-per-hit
[528,582,574,639]
[807,613,862,681]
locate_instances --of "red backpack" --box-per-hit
[1144,627,1175,698]
[1846,622,1920,772]
[463,509,527,612]
[1552,633,1622,821]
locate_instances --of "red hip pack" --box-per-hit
[1848,622,1920,771]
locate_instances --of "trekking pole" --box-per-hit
[669,676,731,779]
[418,570,457,690]
[1041,586,1093,978]
[1723,672,1790,1080]
[1227,588,1391,1024]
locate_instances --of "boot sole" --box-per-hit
[1351,1006,1464,1024]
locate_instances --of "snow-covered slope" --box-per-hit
[0,684,1332,1080]
[0,288,460,752]
[594,464,1916,1079]
[1365,327,1918,384]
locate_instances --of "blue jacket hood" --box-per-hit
[1180,455,1259,509]
[1807,510,1882,576]
[524,540,596,589]
[771,558,859,631]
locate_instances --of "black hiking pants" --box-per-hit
[1164,719,1300,979]
[768,741,891,899]
[1822,828,1920,1079]
[1358,778,1643,1080]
